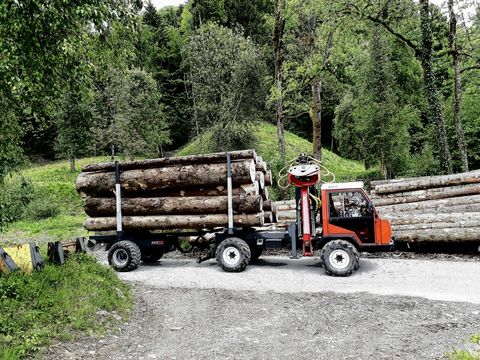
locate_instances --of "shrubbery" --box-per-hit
[0,176,33,231]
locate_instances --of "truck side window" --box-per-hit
[329,191,371,218]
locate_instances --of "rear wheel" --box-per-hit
[216,238,251,272]
[108,241,141,272]
[320,240,359,277]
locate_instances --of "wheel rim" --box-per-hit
[113,249,129,267]
[222,246,241,266]
[328,249,350,270]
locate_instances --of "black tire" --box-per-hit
[108,240,141,272]
[216,238,251,272]
[141,249,163,263]
[249,246,264,262]
[320,240,359,277]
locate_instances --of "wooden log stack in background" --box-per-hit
[76,150,275,231]
[370,170,480,244]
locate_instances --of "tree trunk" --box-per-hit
[84,194,262,217]
[370,184,480,206]
[70,158,76,173]
[392,220,480,231]
[273,0,286,165]
[81,149,257,172]
[371,170,480,194]
[310,78,322,161]
[374,194,480,213]
[76,160,257,196]
[383,212,480,225]
[84,213,265,231]
[392,228,480,242]
[448,0,469,172]
[419,0,452,174]
[255,172,265,190]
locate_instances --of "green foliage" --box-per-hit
[186,23,268,151]
[24,199,61,221]
[0,157,109,242]
[0,254,132,359]
[93,68,170,158]
[0,177,33,232]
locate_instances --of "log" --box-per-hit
[76,160,256,196]
[255,171,265,190]
[373,170,480,194]
[392,228,480,242]
[255,156,268,173]
[374,194,480,213]
[84,213,265,231]
[370,169,480,187]
[383,212,480,225]
[81,150,257,172]
[115,183,260,198]
[377,204,480,217]
[392,220,480,231]
[276,209,297,222]
[84,194,263,217]
[265,170,273,186]
[370,184,480,206]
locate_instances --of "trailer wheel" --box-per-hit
[216,238,251,272]
[250,246,264,262]
[141,249,163,263]
[108,241,141,272]
[320,240,359,277]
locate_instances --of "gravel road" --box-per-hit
[47,255,480,360]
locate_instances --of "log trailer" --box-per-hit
[90,154,393,276]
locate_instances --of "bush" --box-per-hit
[0,176,33,231]
[24,198,61,220]
[0,254,132,359]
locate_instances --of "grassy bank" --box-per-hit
[0,254,132,359]
[0,157,110,244]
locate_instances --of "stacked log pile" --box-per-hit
[76,150,274,231]
[370,170,480,243]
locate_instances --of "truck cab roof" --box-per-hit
[320,182,365,190]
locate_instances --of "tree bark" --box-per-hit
[310,78,322,161]
[273,0,286,166]
[448,0,469,172]
[371,170,480,194]
[264,170,273,186]
[70,158,76,173]
[81,149,257,172]
[392,228,480,242]
[392,220,480,231]
[374,194,480,213]
[419,0,452,174]
[76,160,257,196]
[84,194,263,217]
[255,172,265,190]
[383,212,480,225]
[84,213,265,231]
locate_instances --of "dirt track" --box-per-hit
[47,255,480,360]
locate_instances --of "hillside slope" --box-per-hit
[177,122,368,181]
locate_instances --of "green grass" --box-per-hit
[0,157,110,244]
[0,254,132,360]
[445,335,480,360]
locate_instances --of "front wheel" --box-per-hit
[108,240,141,272]
[320,240,359,277]
[216,238,251,272]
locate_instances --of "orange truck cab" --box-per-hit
[319,182,393,251]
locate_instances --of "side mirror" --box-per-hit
[367,202,374,213]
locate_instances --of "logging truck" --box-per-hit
[78,152,393,276]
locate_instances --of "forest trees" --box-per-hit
[185,23,267,151]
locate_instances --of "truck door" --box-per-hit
[326,190,375,244]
